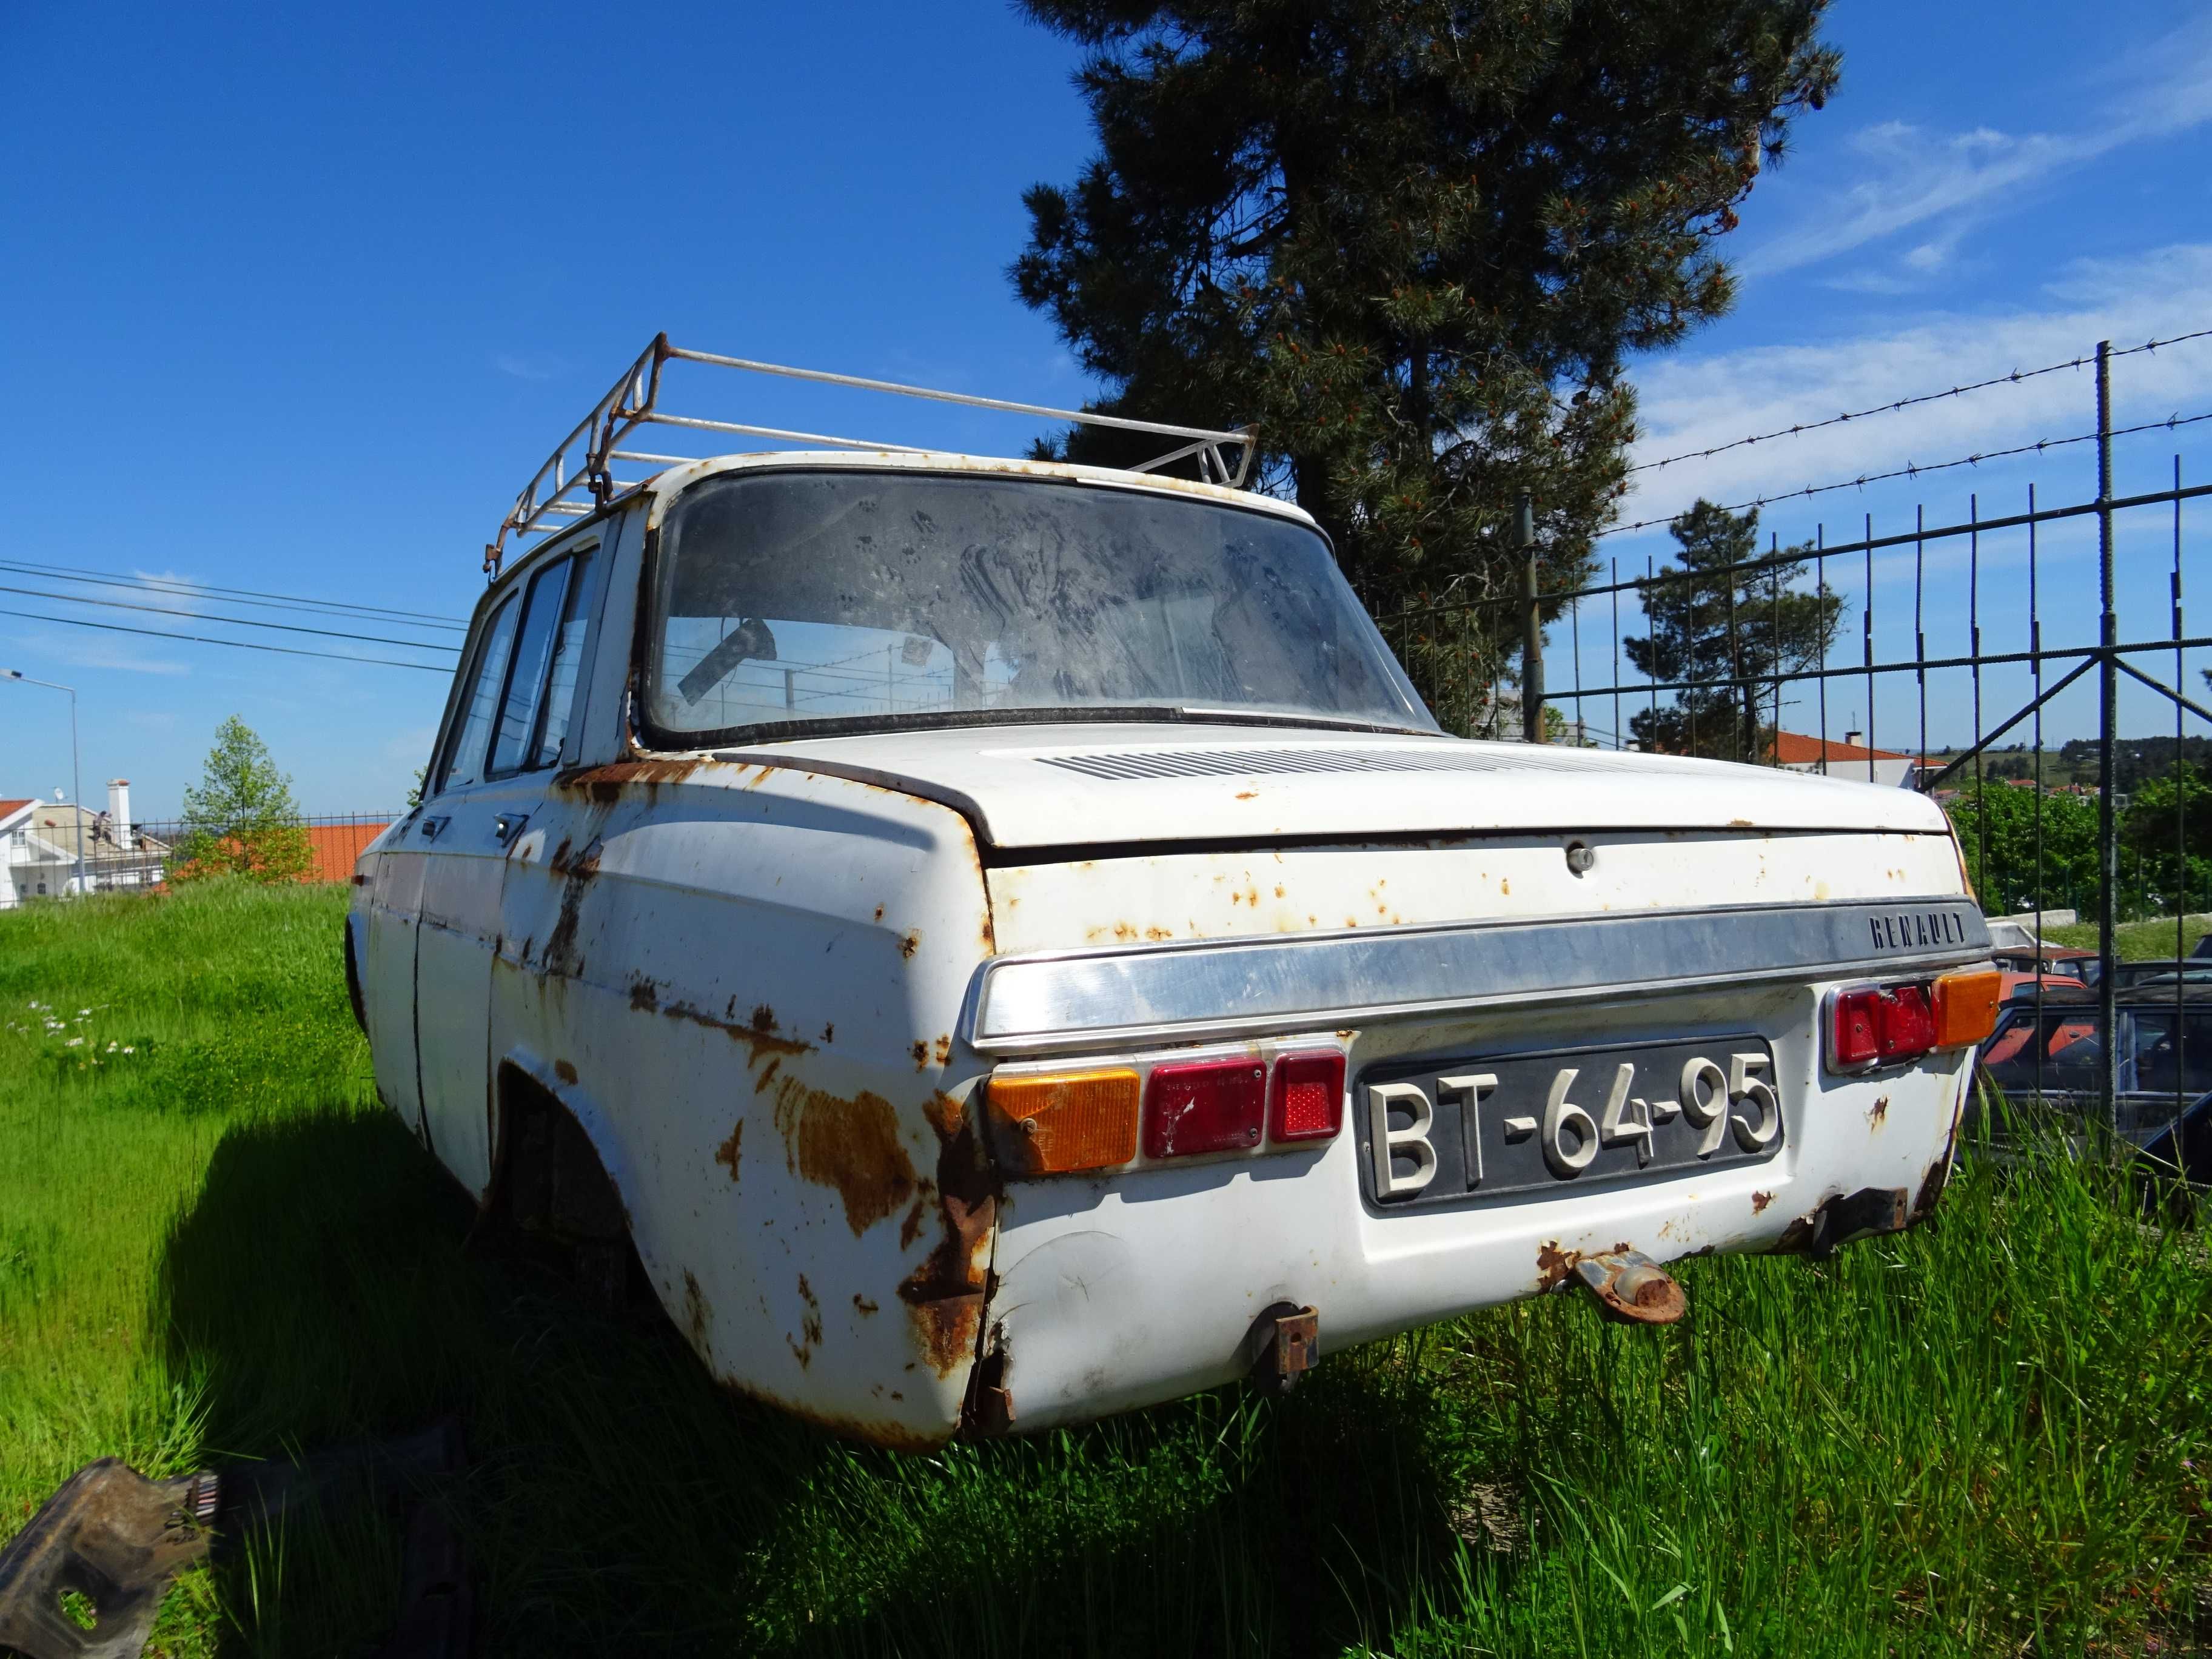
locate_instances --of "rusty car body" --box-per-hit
[349,338,2000,1449]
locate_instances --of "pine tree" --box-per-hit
[173,716,315,883]
[1622,499,1842,760]
[1011,0,1840,671]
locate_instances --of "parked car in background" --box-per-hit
[346,337,2003,1448]
[1975,981,2212,1180]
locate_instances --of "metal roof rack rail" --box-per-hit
[485,333,1259,575]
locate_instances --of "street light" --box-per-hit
[4,670,84,900]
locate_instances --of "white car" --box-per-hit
[349,342,2000,1450]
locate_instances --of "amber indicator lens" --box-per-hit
[1143,1058,1267,1158]
[1270,1051,1346,1142]
[988,1069,1139,1175]
[1933,968,2003,1048]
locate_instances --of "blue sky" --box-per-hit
[4,0,2210,814]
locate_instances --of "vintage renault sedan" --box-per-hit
[349,338,2000,1449]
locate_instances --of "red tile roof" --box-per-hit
[0,799,32,820]
[1769,731,1917,765]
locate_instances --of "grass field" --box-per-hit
[5,882,2212,1655]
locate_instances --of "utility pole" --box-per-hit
[5,670,84,900]
[1519,492,1544,743]
[2094,340,2119,1133]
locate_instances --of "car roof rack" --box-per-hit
[484,333,1259,575]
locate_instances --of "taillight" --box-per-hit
[1143,1057,1267,1158]
[988,1068,1139,1174]
[1829,979,1957,1071]
[1932,968,2002,1049]
[1832,988,1881,1067]
[1270,1051,1346,1142]
[1879,985,1936,1059]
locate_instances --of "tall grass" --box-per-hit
[2,882,2209,1655]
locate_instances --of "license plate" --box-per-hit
[1358,1035,1785,1210]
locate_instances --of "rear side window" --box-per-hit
[489,557,576,777]
[438,594,521,792]
[531,549,597,768]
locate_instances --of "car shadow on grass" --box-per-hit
[158,1106,1503,1657]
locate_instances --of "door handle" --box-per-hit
[418,816,451,841]
[494,813,530,846]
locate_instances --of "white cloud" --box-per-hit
[0,629,192,676]
[494,352,565,382]
[1616,243,2212,535]
[1740,16,2212,281]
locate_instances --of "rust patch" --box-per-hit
[899,1195,928,1248]
[541,836,603,975]
[754,1057,783,1094]
[899,930,922,959]
[933,1034,953,1066]
[714,1376,948,1453]
[1751,1190,1774,1214]
[773,1078,918,1236]
[798,1275,823,1350]
[714,1121,743,1182]
[1235,790,1258,800]
[557,757,709,803]
[854,1294,879,1315]
[751,1004,778,1034]
[1869,1094,1890,1124]
[1912,1154,1953,1222]
[629,975,660,1013]
[554,1059,578,1085]
[911,1040,929,1070]
[899,1093,999,1379]
[873,905,885,922]
[1145,926,1171,940]
[683,1269,709,1347]
[655,997,813,1066]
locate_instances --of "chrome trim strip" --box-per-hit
[967,896,1991,1057]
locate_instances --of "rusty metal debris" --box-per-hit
[0,1423,468,1659]
[1570,1250,1686,1324]
[0,1460,217,1659]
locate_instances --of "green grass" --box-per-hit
[4,882,2211,1655]
[2044,913,2212,959]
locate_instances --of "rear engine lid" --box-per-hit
[715,723,1952,852]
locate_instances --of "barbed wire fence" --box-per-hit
[1381,329,2212,1134]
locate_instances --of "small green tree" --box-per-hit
[2118,765,2212,919]
[1622,499,1843,760]
[1944,780,2100,917]
[172,716,314,883]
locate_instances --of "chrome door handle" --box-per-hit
[419,816,451,841]
[494,813,529,845]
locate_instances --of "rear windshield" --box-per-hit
[644,470,1433,742]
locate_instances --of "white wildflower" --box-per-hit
[65,1037,83,1047]
[122,1045,135,1054]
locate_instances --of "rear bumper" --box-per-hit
[981,976,1971,1432]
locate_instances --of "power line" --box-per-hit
[0,582,462,654]
[1627,325,2212,477]
[0,607,454,672]
[1599,409,2212,538]
[0,556,468,629]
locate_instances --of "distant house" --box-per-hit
[1771,730,1929,789]
[1,780,170,906]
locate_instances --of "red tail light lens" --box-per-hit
[1879,984,1936,1059]
[1269,1051,1346,1143]
[1830,982,1939,1071]
[1832,989,1881,1067]
[1143,1058,1267,1158]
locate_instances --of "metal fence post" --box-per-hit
[2096,340,2120,1134]
[1519,493,1544,743]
